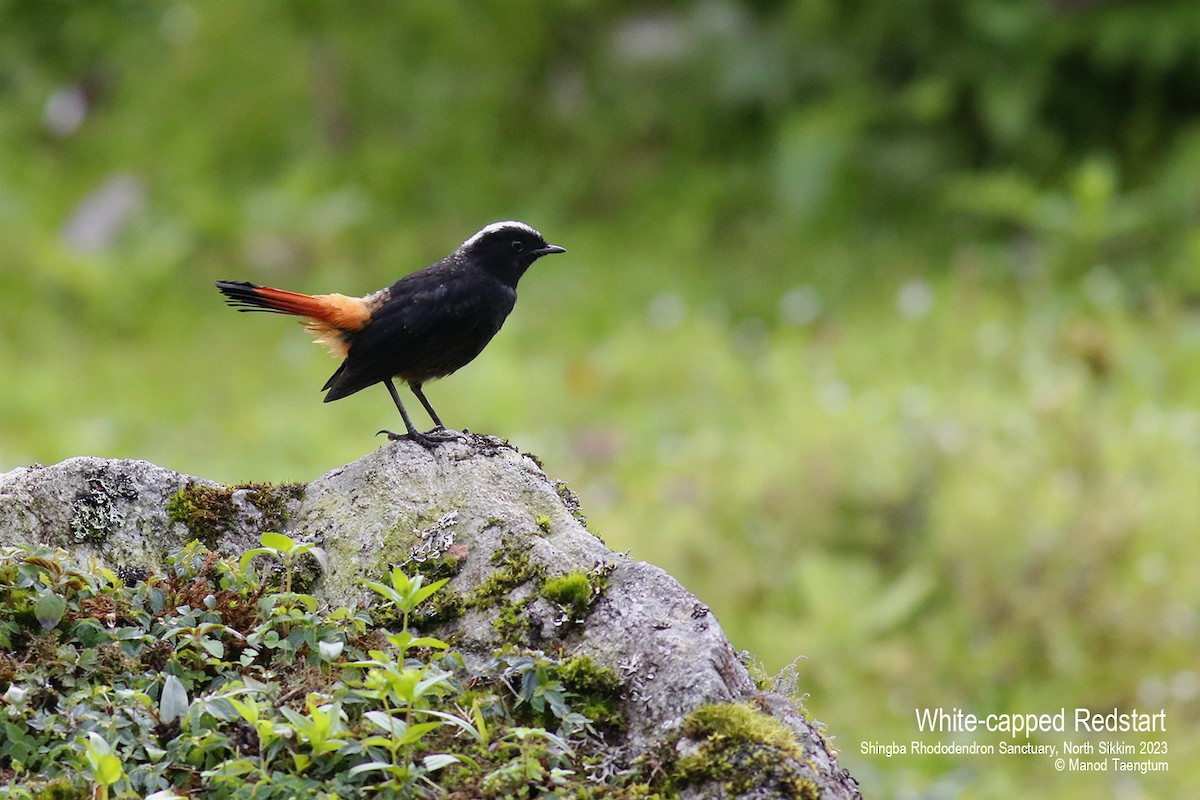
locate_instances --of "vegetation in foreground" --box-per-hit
[0,538,680,799]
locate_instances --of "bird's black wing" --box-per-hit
[322,264,516,401]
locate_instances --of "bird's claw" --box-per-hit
[377,427,463,449]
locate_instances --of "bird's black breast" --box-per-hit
[322,263,516,401]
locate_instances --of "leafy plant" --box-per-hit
[0,544,645,799]
[81,732,124,800]
[239,532,328,595]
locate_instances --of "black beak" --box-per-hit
[534,244,566,257]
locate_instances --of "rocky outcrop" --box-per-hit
[0,436,860,799]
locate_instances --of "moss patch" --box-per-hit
[412,551,466,583]
[477,547,547,604]
[541,571,594,620]
[542,570,590,603]
[491,596,533,641]
[672,702,819,799]
[559,655,626,734]
[166,480,306,549]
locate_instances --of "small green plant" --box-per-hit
[0,545,661,799]
[81,732,124,800]
[344,568,482,793]
[279,696,349,773]
[481,727,575,796]
[239,532,328,594]
[361,567,449,649]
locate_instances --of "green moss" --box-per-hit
[476,547,547,604]
[413,584,467,628]
[415,552,466,583]
[541,571,594,620]
[672,702,819,799]
[682,703,797,751]
[491,597,531,641]
[166,480,306,549]
[31,778,88,800]
[166,483,224,549]
[559,655,626,734]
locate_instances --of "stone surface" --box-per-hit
[0,457,210,562]
[0,436,860,799]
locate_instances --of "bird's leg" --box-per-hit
[410,382,465,442]
[378,379,459,448]
[378,378,436,448]
[410,382,446,429]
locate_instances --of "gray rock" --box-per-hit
[1,457,203,563]
[0,457,292,563]
[0,436,860,799]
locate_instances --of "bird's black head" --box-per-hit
[457,221,565,286]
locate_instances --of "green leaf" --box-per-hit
[412,671,453,700]
[361,579,404,607]
[159,674,189,724]
[471,699,491,747]
[84,732,124,786]
[417,708,484,743]
[238,548,272,578]
[423,753,460,771]
[408,635,448,651]
[408,577,449,607]
[308,545,329,572]
[279,706,308,729]
[386,630,449,653]
[227,696,260,726]
[348,760,398,777]
[70,617,113,647]
[396,721,443,745]
[317,638,344,660]
[388,568,414,595]
[363,710,405,737]
[34,592,67,631]
[260,532,296,553]
[93,752,124,786]
[386,630,414,652]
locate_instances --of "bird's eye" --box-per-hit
[511,240,525,252]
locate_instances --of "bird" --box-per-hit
[215,221,565,448]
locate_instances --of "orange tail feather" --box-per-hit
[215,281,371,332]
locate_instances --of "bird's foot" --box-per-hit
[377,427,463,449]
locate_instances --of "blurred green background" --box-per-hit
[1,1,1197,797]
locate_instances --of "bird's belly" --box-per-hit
[394,319,502,384]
